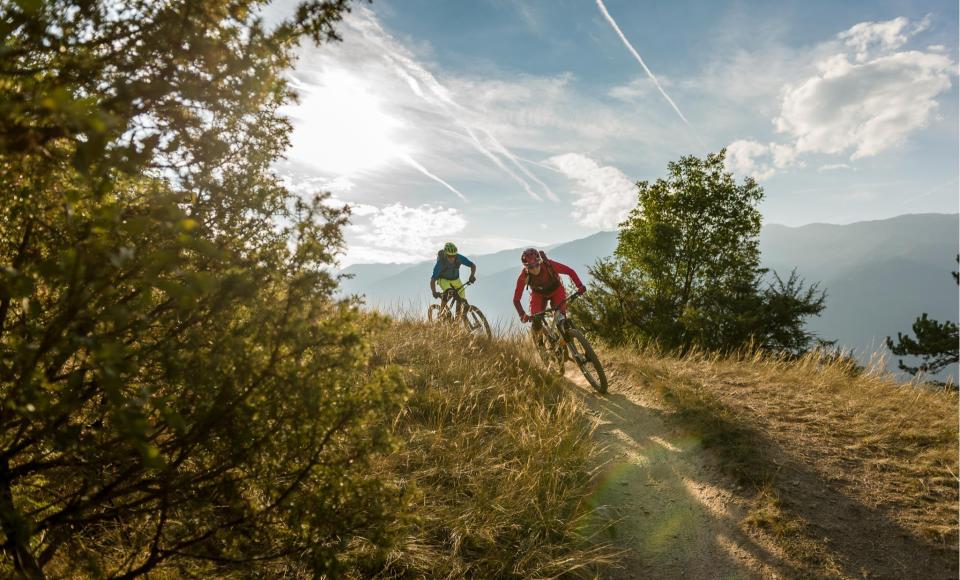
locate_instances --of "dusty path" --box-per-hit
[565,369,785,579]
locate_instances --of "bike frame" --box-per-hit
[529,292,581,353]
[435,279,475,321]
[525,291,607,394]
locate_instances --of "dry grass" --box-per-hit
[346,319,617,578]
[602,344,959,577]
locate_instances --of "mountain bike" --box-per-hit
[525,291,608,394]
[427,280,492,338]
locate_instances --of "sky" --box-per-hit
[265,0,959,266]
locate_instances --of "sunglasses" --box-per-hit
[524,262,541,270]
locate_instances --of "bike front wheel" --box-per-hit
[534,334,557,370]
[463,305,492,338]
[566,328,608,394]
[428,303,452,323]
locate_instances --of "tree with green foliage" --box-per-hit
[886,257,959,377]
[573,150,826,355]
[0,1,409,577]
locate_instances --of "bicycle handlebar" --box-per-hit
[434,278,476,300]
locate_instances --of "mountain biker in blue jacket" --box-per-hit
[430,242,477,316]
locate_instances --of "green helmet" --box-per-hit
[443,242,458,256]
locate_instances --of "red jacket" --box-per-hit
[513,260,585,316]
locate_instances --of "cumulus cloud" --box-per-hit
[351,203,467,259]
[282,175,357,197]
[324,196,379,217]
[838,15,930,62]
[545,153,636,229]
[728,16,954,180]
[726,140,799,180]
[776,50,953,160]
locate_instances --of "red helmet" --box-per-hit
[521,248,541,266]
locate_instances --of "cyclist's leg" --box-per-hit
[551,286,569,314]
[450,279,466,317]
[529,292,546,344]
[437,279,454,314]
[548,287,570,359]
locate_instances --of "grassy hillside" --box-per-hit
[345,319,615,577]
[602,345,958,578]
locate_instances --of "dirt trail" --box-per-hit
[565,369,785,579]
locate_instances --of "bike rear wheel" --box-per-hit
[463,305,492,338]
[566,328,608,394]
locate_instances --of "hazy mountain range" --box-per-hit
[339,213,959,380]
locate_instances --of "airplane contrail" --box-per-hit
[351,10,554,202]
[480,129,560,201]
[513,154,564,173]
[400,154,469,202]
[595,0,694,130]
[388,49,547,202]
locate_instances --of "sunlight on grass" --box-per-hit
[346,318,617,577]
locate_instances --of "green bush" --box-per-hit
[0,2,410,576]
[572,151,825,356]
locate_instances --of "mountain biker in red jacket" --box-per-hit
[513,248,586,340]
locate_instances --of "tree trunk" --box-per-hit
[0,459,44,578]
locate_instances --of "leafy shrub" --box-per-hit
[0,1,411,576]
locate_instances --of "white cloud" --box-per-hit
[325,196,379,217]
[275,4,697,214]
[728,16,954,179]
[546,153,636,229]
[818,163,851,172]
[838,15,930,62]
[282,175,357,197]
[780,49,953,160]
[355,203,466,255]
[608,76,674,102]
[339,246,425,266]
[726,140,799,180]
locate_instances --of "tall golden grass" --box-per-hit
[603,343,958,577]
[346,318,616,578]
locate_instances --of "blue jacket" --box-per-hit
[432,253,475,281]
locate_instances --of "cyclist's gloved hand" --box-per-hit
[520,313,530,323]
[432,291,441,299]
[468,275,476,284]
[576,287,586,296]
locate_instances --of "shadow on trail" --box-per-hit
[563,371,797,579]
[567,368,958,580]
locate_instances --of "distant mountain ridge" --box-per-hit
[339,213,959,379]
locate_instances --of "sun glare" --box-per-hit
[285,70,408,176]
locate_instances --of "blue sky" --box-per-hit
[267,0,959,265]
